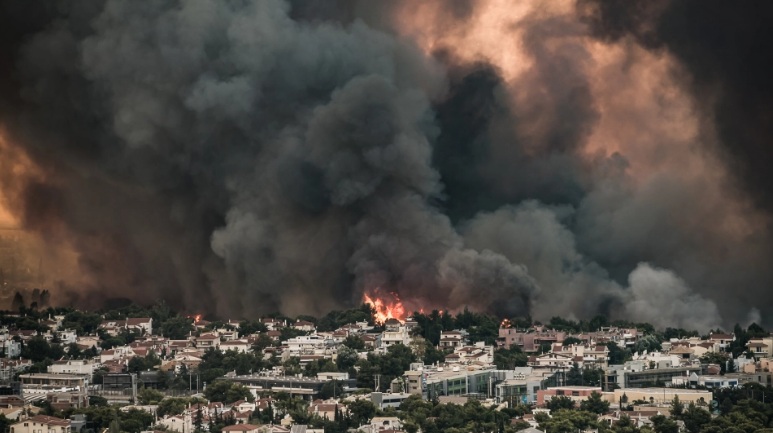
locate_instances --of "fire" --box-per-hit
[363,290,406,324]
[187,314,203,323]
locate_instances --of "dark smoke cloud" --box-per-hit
[0,0,769,330]
[579,0,773,211]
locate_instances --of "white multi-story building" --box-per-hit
[381,320,411,348]
[439,331,466,349]
[47,359,100,377]
[221,339,252,353]
[0,330,21,358]
[57,330,78,345]
[284,334,334,356]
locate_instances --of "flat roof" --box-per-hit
[19,373,88,380]
[617,387,711,394]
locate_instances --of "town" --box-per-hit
[0,301,771,433]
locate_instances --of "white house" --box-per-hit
[10,415,70,433]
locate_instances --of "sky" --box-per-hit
[0,0,771,331]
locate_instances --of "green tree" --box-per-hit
[336,346,360,372]
[563,337,583,345]
[494,347,527,369]
[546,396,575,411]
[651,415,679,433]
[537,409,601,433]
[204,380,253,404]
[89,396,109,407]
[612,415,640,433]
[160,316,194,339]
[579,391,610,414]
[251,334,274,352]
[137,388,164,404]
[157,398,189,417]
[607,342,632,365]
[681,402,711,433]
[318,380,344,399]
[566,363,583,386]
[670,396,684,418]
[238,320,268,336]
[342,335,366,350]
[348,399,376,426]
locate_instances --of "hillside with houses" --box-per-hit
[0,304,771,433]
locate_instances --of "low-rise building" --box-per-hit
[605,387,712,406]
[10,415,70,433]
[47,359,99,378]
[537,386,601,407]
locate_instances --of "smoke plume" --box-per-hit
[0,0,770,330]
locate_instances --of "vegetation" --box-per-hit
[4,303,773,433]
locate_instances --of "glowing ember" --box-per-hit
[363,290,406,324]
[500,318,512,328]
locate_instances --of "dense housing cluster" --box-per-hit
[0,304,771,433]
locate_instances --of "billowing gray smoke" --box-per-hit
[0,0,770,330]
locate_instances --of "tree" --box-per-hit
[238,320,268,336]
[204,380,253,404]
[563,337,583,345]
[128,357,149,373]
[342,335,365,350]
[89,396,109,407]
[566,363,583,386]
[700,352,733,373]
[160,316,194,340]
[137,388,164,405]
[612,415,640,433]
[546,396,575,411]
[251,334,274,352]
[651,415,679,433]
[336,346,359,372]
[670,396,684,418]
[494,347,527,369]
[607,342,632,365]
[318,380,344,400]
[537,409,601,433]
[194,406,204,432]
[681,403,711,433]
[11,292,25,312]
[348,399,376,426]
[156,397,195,417]
[580,391,610,414]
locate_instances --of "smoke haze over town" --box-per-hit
[0,0,771,331]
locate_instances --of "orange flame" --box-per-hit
[363,290,406,324]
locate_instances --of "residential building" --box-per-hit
[603,365,703,391]
[709,333,735,351]
[606,387,712,406]
[196,333,221,350]
[494,367,555,405]
[308,402,345,420]
[47,359,99,377]
[283,335,334,356]
[10,415,70,433]
[536,386,601,407]
[380,320,411,348]
[439,331,466,349]
[747,337,773,358]
[370,392,412,410]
